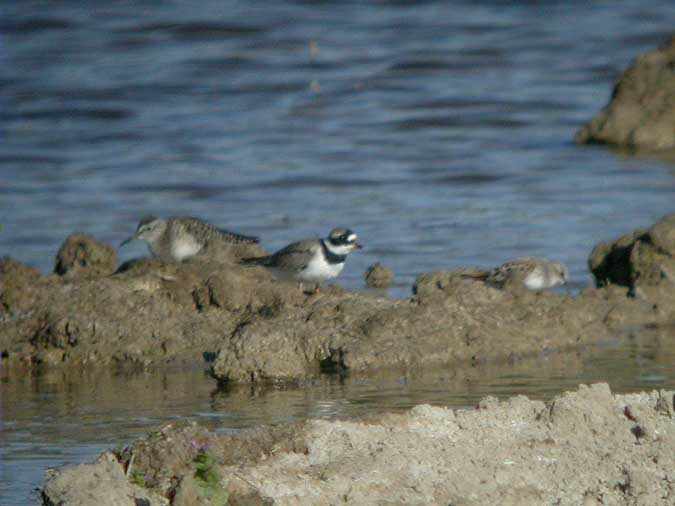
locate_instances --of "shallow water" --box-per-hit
[2,1,675,504]
[3,331,675,504]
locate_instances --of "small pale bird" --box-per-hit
[464,257,569,291]
[120,216,259,262]
[243,228,362,290]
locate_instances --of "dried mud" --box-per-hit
[41,384,675,505]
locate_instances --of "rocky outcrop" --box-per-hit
[363,262,394,288]
[41,384,675,505]
[1,214,674,383]
[211,269,661,382]
[0,257,44,314]
[42,452,168,506]
[589,214,675,313]
[54,234,118,279]
[575,37,675,151]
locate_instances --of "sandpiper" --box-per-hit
[464,257,569,291]
[120,216,259,262]
[243,228,362,290]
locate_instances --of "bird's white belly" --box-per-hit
[523,272,546,290]
[298,256,344,282]
[171,236,202,261]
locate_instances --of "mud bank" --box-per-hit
[41,383,675,505]
[0,215,675,381]
[575,37,675,151]
[2,214,675,383]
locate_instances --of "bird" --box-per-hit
[462,257,569,291]
[120,216,259,262]
[242,228,362,291]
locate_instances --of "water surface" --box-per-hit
[2,331,675,504]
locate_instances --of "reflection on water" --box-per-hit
[2,329,675,504]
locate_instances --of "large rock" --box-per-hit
[42,384,675,505]
[0,257,43,314]
[575,37,675,150]
[54,233,117,279]
[589,213,675,295]
[42,452,168,505]
[0,258,61,363]
[363,262,394,289]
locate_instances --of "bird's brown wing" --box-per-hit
[267,240,319,271]
[459,270,491,280]
[177,216,259,244]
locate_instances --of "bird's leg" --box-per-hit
[304,283,320,295]
[299,282,321,295]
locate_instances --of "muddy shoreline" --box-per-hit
[1,214,675,385]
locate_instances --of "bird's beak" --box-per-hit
[119,236,135,248]
[353,242,363,250]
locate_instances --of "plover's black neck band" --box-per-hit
[321,240,346,264]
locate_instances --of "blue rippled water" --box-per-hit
[1,1,674,296]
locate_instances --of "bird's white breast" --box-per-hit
[523,270,548,290]
[298,252,344,282]
[171,235,202,261]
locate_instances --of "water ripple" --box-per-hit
[121,21,266,40]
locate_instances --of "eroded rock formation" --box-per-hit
[576,37,675,151]
[1,214,674,384]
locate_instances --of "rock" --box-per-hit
[588,228,647,288]
[212,319,324,383]
[42,451,168,505]
[41,384,675,505]
[412,267,487,296]
[0,257,43,314]
[588,214,675,324]
[575,37,675,150]
[54,234,117,279]
[363,262,394,288]
[192,264,300,314]
[589,213,675,290]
